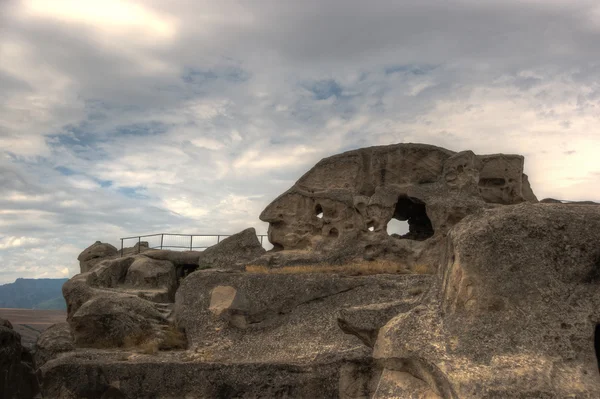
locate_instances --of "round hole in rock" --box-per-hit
[315,204,323,219]
[329,228,339,238]
[390,195,434,241]
[387,218,409,237]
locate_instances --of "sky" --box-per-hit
[1,0,599,284]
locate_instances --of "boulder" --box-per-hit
[0,318,40,398]
[259,143,537,267]
[77,241,118,273]
[34,323,74,368]
[1,317,13,329]
[124,257,177,302]
[70,295,166,347]
[196,228,266,270]
[374,203,600,398]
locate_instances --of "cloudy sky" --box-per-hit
[1,0,599,284]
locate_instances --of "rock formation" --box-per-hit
[0,317,40,398]
[38,143,600,398]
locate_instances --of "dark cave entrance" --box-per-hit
[176,264,199,281]
[388,196,434,241]
[595,324,600,373]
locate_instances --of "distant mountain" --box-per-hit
[0,278,68,310]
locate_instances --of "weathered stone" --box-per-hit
[41,352,362,399]
[40,143,600,398]
[259,143,536,268]
[196,227,266,270]
[34,322,74,369]
[77,241,118,273]
[124,257,177,302]
[175,268,432,362]
[70,295,166,347]
[374,203,600,398]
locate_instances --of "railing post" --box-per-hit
[217,235,220,243]
[138,236,141,254]
[160,234,164,250]
[121,239,123,257]
[190,235,193,251]
[260,235,263,245]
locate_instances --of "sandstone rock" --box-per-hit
[124,257,177,302]
[34,323,74,369]
[40,143,600,398]
[77,241,118,273]
[121,240,150,256]
[175,268,432,363]
[196,227,266,270]
[374,203,600,398]
[142,249,202,266]
[41,352,357,399]
[70,295,166,347]
[259,143,536,268]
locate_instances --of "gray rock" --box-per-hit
[34,323,74,368]
[196,227,266,270]
[124,257,177,302]
[77,241,119,273]
[70,295,166,347]
[374,203,600,398]
[175,268,433,363]
[41,352,363,399]
[260,143,536,257]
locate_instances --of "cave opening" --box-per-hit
[595,324,600,374]
[176,264,200,281]
[388,196,434,241]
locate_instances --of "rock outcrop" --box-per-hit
[77,241,118,273]
[0,318,39,398]
[34,322,74,369]
[256,144,539,275]
[40,143,600,398]
[196,228,266,270]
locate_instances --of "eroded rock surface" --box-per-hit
[374,203,600,398]
[34,322,74,369]
[77,241,118,273]
[41,143,600,398]
[257,144,538,274]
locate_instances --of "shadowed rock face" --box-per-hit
[0,318,40,398]
[259,143,537,258]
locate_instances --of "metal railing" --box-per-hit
[119,233,269,256]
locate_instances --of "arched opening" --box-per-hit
[594,324,600,373]
[387,218,409,236]
[315,204,324,219]
[329,228,339,238]
[389,196,434,241]
[176,264,200,281]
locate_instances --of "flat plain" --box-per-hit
[0,308,67,347]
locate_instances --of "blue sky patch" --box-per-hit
[306,79,343,100]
